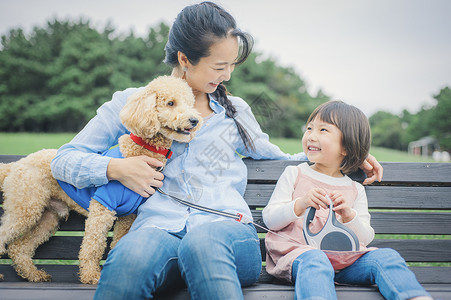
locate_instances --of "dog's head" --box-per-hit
[120,76,202,143]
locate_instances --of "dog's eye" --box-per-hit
[167,101,175,106]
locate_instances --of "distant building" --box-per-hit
[408,136,439,158]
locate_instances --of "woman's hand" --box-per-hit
[107,156,164,197]
[361,154,383,185]
[294,188,329,216]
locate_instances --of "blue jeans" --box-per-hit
[94,220,262,300]
[292,248,431,300]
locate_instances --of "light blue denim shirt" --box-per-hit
[51,87,307,233]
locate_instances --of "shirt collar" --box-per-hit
[208,94,224,114]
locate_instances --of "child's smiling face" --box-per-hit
[302,116,347,175]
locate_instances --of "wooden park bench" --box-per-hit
[1,155,450,299]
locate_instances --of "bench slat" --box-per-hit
[3,208,448,235]
[0,265,81,283]
[259,239,451,262]
[4,235,447,263]
[0,236,110,260]
[369,211,451,234]
[365,186,451,210]
[2,156,451,184]
[3,185,451,211]
[368,239,451,262]
[1,264,449,285]
[0,209,86,231]
[0,283,449,300]
[0,155,24,164]
[244,184,451,210]
[251,210,451,235]
[244,159,451,184]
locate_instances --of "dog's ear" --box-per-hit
[120,89,160,138]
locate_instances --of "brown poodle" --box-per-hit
[0,76,202,284]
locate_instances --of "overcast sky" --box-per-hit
[1,0,450,116]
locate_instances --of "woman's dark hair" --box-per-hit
[164,1,255,151]
[306,101,371,174]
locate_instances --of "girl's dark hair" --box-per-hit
[307,101,371,174]
[164,1,255,151]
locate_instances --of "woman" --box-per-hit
[51,2,383,299]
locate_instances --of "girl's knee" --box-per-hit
[294,250,332,271]
[292,250,334,282]
[370,248,406,265]
[301,249,330,263]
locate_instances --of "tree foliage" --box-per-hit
[369,111,405,150]
[0,19,171,132]
[1,18,449,151]
[228,52,325,138]
[370,87,451,152]
[429,87,451,150]
[0,19,324,136]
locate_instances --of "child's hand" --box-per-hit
[294,188,329,216]
[330,191,356,223]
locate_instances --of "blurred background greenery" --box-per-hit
[0,19,449,161]
[0,132,436,163]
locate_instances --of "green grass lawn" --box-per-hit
[0,132,442,162]
[0,132,439,162]
[0,132,76,155]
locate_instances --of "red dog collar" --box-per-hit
[130,133,173,159]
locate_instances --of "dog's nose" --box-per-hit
[190,118,199,127]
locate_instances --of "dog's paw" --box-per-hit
[27,269,52,282]
[79,272,100,285]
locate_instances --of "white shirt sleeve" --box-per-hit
[262,165,302,230]
[339,182,375,246]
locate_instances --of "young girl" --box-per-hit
[51,2,383,299]
[263,101,432,300]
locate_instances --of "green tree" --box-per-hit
[370,111,405,150]
[0,18,326,135]
[401,106,434,149]
[429,87,451,151]
[110,22,170,90]
[228,52,326,139]
[0,20,171,132]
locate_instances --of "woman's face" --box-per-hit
[185,35,239,95]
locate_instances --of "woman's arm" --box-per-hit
[51,89,131,188]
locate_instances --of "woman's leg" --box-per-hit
[335,248,432,300]
[94,226,184,300]
[178,220,261,300]
[292,249,336,300]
